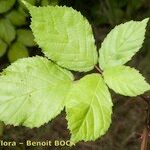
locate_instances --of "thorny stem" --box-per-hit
[95,65,103,74]
[140,96,150,150]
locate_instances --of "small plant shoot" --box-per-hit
[0,0,149,144]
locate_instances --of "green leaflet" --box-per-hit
[0,19,16,45]
[8,42,29,62]
[41,0,59,6]
[6,10,27,26]
[66,74,113,143]
[103,66,150,96]
[17,29,36,47]
[0,0,16,14]
[99,18,149,70]
[24,2,98,72]
[0,39,7,57]
[0,56,73,128]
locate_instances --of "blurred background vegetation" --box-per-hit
[0,0,150,150]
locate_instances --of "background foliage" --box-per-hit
[0,0,150,150]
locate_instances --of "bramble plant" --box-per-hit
[0,0,150,144]
[0,0,59,63]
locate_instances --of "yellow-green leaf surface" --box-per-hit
[0,0,16,14]
[66,74,113,143]
[103,66,150,96]
[99,18,149,70]
[24,2,98,72]
[17,29,36,47]
[0,39,7,57]
[8,42,29,63]
[0,56,73,128]
[0,19,16,44]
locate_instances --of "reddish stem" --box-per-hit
[95,65,103,74]
[140,96,150,150]
[141,127,149,150]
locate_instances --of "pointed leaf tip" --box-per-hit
[66,74,112,143]
[29,6,98,72]
[103,66,150,96]
[99,18,149,70]
[142,18,149,24]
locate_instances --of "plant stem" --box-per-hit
[141,127,149,150]
[95,65,103,74]
[140,96,150,150]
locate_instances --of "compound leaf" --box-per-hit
[103,66,150,96]
[99,18,149,70]
[66,74,113,143]
[24,2,98,72]
[0,56,73,128]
